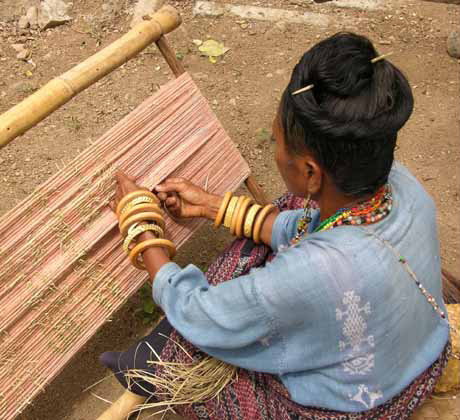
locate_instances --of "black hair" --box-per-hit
[280,32,414,196]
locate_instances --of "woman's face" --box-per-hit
[273,113,309,197]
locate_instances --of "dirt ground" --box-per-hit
[0,0,459,419]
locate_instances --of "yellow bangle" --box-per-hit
[122,223,164,253]
[236,197,253,238]
[230,196,246,236]
[120,212,165,237]
[116,190,157,217]
[129,238,176,269]
[120,196,157,216]
[214,192,232,229]
[118,203,163,230]
[253,204,276,244]
[244,204,262,238]
[223,196,238,228]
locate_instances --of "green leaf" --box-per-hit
[143,300,155,314]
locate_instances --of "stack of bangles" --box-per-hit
[213,192,276,244]
[116,190,176,270]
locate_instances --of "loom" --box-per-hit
[0,6,267,418]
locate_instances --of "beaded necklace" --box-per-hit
[292,184,392,245]
[291,184,449,323]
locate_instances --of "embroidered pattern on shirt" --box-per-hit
[337,291,383,409]
[348,384,383,409]
[336,291,374,354]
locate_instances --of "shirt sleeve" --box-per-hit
[152,254,297,373]
[271,208,320,251]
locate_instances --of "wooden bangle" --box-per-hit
[120,196,158,216]
[118,203,163,229]
[120,212,165,237]
[223,196,238,228]
[122,223,164,253]
[244,204,262,238]
[129,238,176,269]
[235,197,253,238]
[116,190,157,217]
[214,192,232,229]
[253,204,276,244]
[230,196,246,236]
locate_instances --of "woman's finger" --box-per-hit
[155,181,185,193]
[156,192,168,202]
[165,196,177,207]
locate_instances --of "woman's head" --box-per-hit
[274,32,414,198]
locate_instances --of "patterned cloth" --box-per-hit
[154,193,450,420]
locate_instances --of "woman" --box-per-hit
[98,33,451,420]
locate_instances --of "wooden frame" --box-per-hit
[155,36,267,205]
[0,5,267,205]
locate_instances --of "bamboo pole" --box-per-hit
[0,5,181,149]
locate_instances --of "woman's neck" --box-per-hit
[316,190,373,223]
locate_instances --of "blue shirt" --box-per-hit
[152,162,449,412]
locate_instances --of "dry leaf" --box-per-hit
[198,39,230,63]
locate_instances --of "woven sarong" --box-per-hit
[103,193,450,419]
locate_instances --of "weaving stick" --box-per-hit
[0,6,181,148]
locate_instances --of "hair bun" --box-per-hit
[296,32,376,98]
[281,32,414,196]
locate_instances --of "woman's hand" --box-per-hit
[111,171,150,213]
[155,178,222,220]
[112,171,170,278]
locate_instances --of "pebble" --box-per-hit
[18,15,30,29]
[447,31,460,59]
[17,49,30,61]
[130,0,164,28]
[26,6,39,28]
[38,0,72,30]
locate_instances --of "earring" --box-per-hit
[303,194,312,224]
[292,194,312,244]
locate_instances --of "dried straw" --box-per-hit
[126,342,237,416]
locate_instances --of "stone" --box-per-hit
[447,31,460,59]
[130,0,164,28]
[18,15,30,29]
[16,49,30,61]
[27,6,40,28]
[193,1,226,17]
[194,2,330,27]
[101,0,124,18]
[38,0,72,30]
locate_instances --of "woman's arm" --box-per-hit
[112,173,280,280]
[155,178,280,248]
[139,205,279,281]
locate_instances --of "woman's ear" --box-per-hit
[304,156,322,196]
